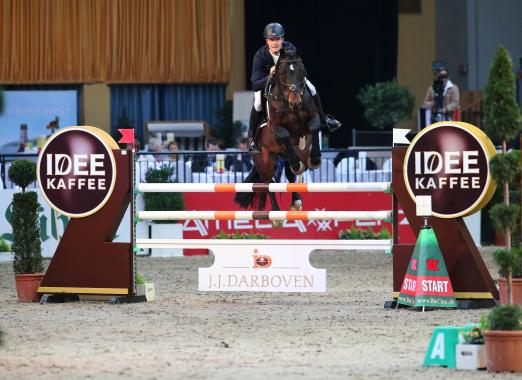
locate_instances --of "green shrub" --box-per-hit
[0,328,4,347]
[8,160,36,192]
[379,227,391,239]
[136,273,146,285]
[462,326,484,345]
[489,203,519,233]
[338,226,391,240]
[212,231,267,239]
[490,152,519,185]
[143,166,184,224]
[488,305,522,331]
[11,192,43,273]
[0,239,10,252]
[357,80,415,129]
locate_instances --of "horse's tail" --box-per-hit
[234,166,268,210]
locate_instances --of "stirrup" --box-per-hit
[248,138,260,153]
[325,114,342,132]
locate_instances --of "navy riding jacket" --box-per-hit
[250,41,298,92]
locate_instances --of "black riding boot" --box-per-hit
[312,93,342,132]
[312,93,327,130]
[248,106,262,153]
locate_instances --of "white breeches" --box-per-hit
[254,78,316,112]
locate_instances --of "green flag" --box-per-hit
[397,226,456,308]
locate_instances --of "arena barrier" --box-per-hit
[36,126,499,304]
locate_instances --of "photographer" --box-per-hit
[423,68,460,123]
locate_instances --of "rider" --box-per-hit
[247,22,330,153]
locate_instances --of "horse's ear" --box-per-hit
[282,47,297,59]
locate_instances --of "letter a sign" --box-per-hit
[397,226,456,308]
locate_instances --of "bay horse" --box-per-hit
[235,51,322,224]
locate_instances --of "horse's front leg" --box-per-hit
[284,161,303,211]
[274,126,305,175]
[308,114,321,169]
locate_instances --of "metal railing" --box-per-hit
[0,148,392,190]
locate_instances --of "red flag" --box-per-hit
[118,129,135,146]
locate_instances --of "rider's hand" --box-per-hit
[269,66,276,77]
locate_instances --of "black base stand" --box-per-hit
[39,294,147,304]
[40,294,80,303]
[108,295,147,304]
[457,299,496,309]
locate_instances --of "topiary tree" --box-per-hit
[8,160,43,274]
[143,165,184,224]
[484,45,522,305]
[357,80,415,129]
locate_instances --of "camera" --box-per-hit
[431,79,446,123]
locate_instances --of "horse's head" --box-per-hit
[276,52,306,111]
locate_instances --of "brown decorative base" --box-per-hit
[485,330,522,372]
[15,273,45,302]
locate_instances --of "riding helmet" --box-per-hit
[264,23,285,38]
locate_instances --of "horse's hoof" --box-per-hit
[291,162,305,175]
[308,156,321,169]
[271,220,283,228]
[290,200,303,211]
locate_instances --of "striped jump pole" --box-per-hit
[136,182,391,193]
[137,210,392,221]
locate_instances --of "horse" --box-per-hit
[235,51,322,224]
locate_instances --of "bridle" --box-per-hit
[265,58,306,109]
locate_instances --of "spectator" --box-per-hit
[423,67,460,123]
[225,138,253,172]
[141,137,164,161]
[167,141,179,161]
[191,137,222,172]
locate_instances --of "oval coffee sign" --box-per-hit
[37,126,117,218]
[403,122,496,218]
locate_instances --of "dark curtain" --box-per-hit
[110,84,226,144]
[245,1,398,147]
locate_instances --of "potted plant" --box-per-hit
[357,80,415,130]
[143,165,184,257]
[482,45,522,372]
[8,160,44,302]
[484,46,522,305]
[135,272,155,302]
[456,324,487,370]
[483,305,522,372]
